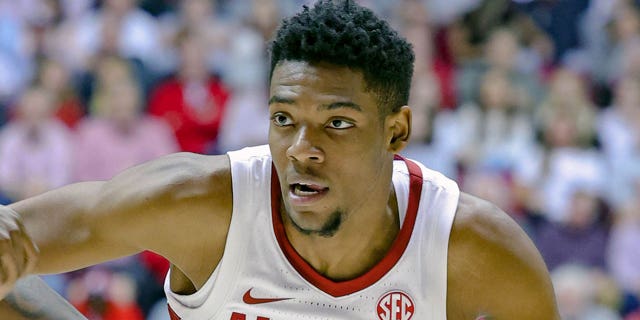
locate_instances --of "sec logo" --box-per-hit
[376,291,415,320]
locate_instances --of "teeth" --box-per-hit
[293,184,319,196]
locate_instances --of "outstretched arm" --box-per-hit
[0,152,233,299]
[0,276,86,320]
[447,193,560,319]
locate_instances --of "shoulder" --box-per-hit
[446,192,559,319]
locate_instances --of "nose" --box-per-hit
[286,126,325,164]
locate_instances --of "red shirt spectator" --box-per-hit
[148,76,229,153]
[148,29,230,154]
[68,270,145,320]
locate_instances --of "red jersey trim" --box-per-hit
[168,304,181,320]
[270,155,423,297]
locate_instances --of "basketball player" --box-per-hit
[0,1,560,319]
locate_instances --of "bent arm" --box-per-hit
[0,276,86,320]
[447,193,560,319]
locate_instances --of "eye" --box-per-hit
[326,119,355,129]
[271,113,293,126]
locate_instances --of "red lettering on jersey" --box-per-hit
[376,291,415,320]
[230,312,246,320]
[230,313,270,320]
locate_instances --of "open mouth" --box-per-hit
[289,183,329,197]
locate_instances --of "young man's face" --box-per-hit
[268,61,406,236]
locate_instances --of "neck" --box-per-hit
[282,182,400,281]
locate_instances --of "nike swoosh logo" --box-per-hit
[242,288,292,304]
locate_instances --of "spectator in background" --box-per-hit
[484,28,544,108]
[73,0,162,73]
[456,26,543,109]
[157,0,231,75]
[67,269,144,320]
[0,86,73,201]
[43,0,163,90]
[148,30,230,154]
[74,75,177,182]
[580,0,617,85]
[536,68,597,147]
[608,165,640,316]
[515,68,605,222]
[0,1,36,111]
[598,74,640,208]
[601,1,640,86]
[215,0,275,152]
[245,0,282,42]
[87,55,136,114]
[552,264,622,320]
[23,0,67,61]
[35,58,85,128]
[454,68,536,173]
[535,189,610,271]
[41,0,97,75]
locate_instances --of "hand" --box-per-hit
[0,207,38,300]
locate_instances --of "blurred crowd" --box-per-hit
[0,0,639,319]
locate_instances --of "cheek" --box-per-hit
[268,131,288,163]
[336,150,386,186]
[333,132,389,172]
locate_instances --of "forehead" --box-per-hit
[270,61,371,101]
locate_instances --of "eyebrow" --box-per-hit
[268,95,362,112]
[268,95,294,105]
[318,101,362,112]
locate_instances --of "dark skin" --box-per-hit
[269,61,404,280]
[0,61,559,319]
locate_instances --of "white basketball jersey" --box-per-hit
[165,145,460,320]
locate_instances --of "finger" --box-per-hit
[0,240,13,284]
[0,253,11,299]
[0,254,18,300]
[1,253,18,286]
[0,219,18,239]
[8,230,27,277]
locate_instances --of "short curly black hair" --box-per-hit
[269,0,414,115]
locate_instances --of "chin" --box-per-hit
[288,209,343,238]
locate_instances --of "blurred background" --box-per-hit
[0,0,639,319]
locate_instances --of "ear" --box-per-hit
[385,106,412,153]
